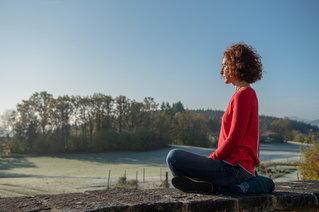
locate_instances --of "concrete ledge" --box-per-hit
[0,181,318,212]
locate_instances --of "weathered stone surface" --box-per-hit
[185,198,237,212]
[0,181,318,212]
[273,192,318,211]
[237,194,274,212]
[128,202,183,212]
[0,196,48,212]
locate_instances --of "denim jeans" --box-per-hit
[166,149,253,187]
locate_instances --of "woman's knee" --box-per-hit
[166,149,184,165]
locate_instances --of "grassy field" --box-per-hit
[0,143,302,197]
[0,147,181,197]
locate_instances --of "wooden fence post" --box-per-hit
[136,171,138,189]
[107,170,111,189]
[165,171,169,188]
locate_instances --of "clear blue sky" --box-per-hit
[0,0,318,120]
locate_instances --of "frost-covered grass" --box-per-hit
[0,147,179,197]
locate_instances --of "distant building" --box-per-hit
[261,131,277,137]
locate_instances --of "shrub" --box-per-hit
[117,176,138,188]
[127,179,138,187]
[3,138,28,155]
[118,176,127,185]
[299,143,319,180]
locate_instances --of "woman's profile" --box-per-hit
[166,42,266,194]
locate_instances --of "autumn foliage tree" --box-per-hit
[299,143,319,180]
[172,111,210,147]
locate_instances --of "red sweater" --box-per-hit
[208,87,260,175]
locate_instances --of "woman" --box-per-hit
[166,42,263,194]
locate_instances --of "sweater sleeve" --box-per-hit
[210,91,252,160]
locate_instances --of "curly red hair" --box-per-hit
[223,43,263,83]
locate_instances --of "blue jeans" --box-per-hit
[166,149,253,187]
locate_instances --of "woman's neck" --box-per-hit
[232,81,250,92]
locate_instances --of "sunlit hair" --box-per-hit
[223,42,263,83]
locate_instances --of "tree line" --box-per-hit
[0,91,211,154]
[1,91,318,154]
[192,109,319,143]
[259,115,319,143]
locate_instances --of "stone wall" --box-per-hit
[0,180,318,212]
